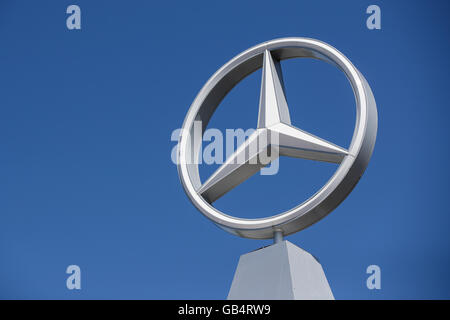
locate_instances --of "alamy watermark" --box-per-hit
[170,121,280,175]
[366,5,381,30]
[66,265,81,290]
[66,5,81,30]
[366,264,381,290]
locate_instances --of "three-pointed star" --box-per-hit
[198,50,349,204]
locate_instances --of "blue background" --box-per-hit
[0,0,449,299]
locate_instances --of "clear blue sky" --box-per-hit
[0,0,449,299]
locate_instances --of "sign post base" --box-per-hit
[227,240,334,300]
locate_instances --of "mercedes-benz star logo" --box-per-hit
[178,38,377,239]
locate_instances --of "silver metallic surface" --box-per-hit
[273,230,283,244]
[227,241,334,300]
[177,38,377,239]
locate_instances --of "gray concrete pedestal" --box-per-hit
[227,240,334,300]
